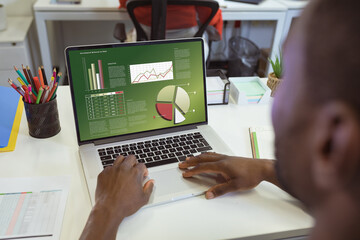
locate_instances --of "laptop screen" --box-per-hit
[66,39,207,144]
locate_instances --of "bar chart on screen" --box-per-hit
[82,58,105,91]
[130,61,173,84]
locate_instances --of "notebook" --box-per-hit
[0,86,22,148]
[65,38,233,207]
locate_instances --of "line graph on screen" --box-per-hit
[130,61,173,84]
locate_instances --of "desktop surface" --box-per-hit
[0,86,313,239]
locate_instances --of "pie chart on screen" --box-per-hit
[156,85,190,124]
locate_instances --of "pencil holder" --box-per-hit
[24,97,61,138]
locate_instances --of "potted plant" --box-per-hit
[267,51,283,97]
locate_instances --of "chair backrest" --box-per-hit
[126,0,219,41]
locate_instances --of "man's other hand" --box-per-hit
[95,155,154,219]
[178,152,277,199]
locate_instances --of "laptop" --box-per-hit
[65,38,233,207]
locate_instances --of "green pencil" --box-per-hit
[36,87,44,104]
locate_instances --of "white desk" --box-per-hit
[33,0,287,75]
[0,86,313,239]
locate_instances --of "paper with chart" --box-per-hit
[0,176,70,240]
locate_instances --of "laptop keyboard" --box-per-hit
[97,132,212,169]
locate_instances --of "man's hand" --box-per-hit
[80,155,154,240]
[178,152,278,199]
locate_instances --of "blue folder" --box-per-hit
[0,86,21,148]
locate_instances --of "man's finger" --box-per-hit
[113,155,126,166]
[182,162,225,178]
[178,152,226,169]
[143,179,154,202]
[205,182,239,199]
[122,155,138,168]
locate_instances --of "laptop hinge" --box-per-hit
[93,125,198,146]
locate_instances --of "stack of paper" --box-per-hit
[0,176,70,240]
[206,76,229,105]
[0,86,23,152]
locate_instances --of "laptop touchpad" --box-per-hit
[147,167,216,205]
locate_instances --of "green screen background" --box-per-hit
[68,41,206,142]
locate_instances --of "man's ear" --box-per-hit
[311,102,360,191]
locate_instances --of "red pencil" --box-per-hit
[46,82,58,102]
[33,76,40,92]
[8,79,24,96]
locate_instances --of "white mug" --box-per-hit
[0,4,7,32]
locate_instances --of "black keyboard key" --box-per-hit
[137,141,144,145]
[144,141,151,144]
[155,151,162,155]
[107,150,114,155]
[153,156,161,161]
[183,146,190,150]
[159,141,166,145]
[138,145,145,149]
[169,148,176,153]
[98,151,106,156]
[190,149,197,153]
[138,159,145,163]
[176,147,183,151]
[106,147,114,151]
[197,146,212,152]
[98,148,105,152]
[140,154,147,158]
[161,154,168,159]
[130,143,136,146]
[165,144,172,149]
[135,150,143,154]
[145,157,153,162]
[166,140,173,144]
[144,144,151,148]
[196,143,205,148]
[122,147,129,152]
[147,152,155,157]
[114,149,121,153]
[180,137,186,141]
[173,139,180,143]
[186,141,192,145]
[175,152,182,156]
[168,153,175,158]
[179,142,185,146]
[152,142,159,147]
[162,149,169,154]
[194,135,202,139]
[182,150,190,155]
[112,154,119,159]
[193,139,200,144]
[172,143,179,147]
[128,151,135,155]
[122,144,129,147]
[152,139,159,142]
[102,159,114,165]
[150,147,157,151]
[158,146,165,150]
[145,158,178,168]
[130,146,137,151]
[101,155,112,161]
[143,149,150,153]
[190,144,197,149]
[178,156,186,162]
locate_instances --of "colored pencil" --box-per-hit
[38,67,45,88]
[33,76,40,92]
[14,66,29,86]
[41,65,48,86]
[42,86,50,104]
[8,79,24,96]
[47,82,57,102]
[17,77,25,86]
[36,87,44,104]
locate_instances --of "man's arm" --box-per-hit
[179,152,281,199]
[80,155,154,240]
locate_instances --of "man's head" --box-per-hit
[272,0,360,210]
